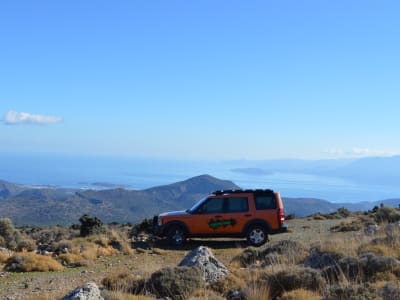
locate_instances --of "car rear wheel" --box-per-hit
[166,225,187,246]
[246,226,268,246]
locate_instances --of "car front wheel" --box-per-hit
[166,225,187,246]
[246,226,268,246]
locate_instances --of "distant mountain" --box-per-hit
[0,179,25,200]
[228,156,400,187]
[282,197,339,216]
[0,174,399,226]
[282,197,400,217]
[0,175,239,226]
[331,156,400,185]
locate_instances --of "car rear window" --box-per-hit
[255,195,277,210]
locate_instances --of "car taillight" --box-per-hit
[278,208,285,224]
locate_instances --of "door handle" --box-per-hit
[214,215,222,218]
[245,214,252,217]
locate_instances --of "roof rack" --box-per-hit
[212,189,274,195]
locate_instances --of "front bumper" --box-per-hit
[153,215,166,236]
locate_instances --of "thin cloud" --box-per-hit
[3,110,63,126]
[326,147,399,158]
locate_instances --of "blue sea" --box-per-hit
[0,153,399,203]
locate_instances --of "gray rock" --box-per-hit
[178,246,228,284]
[384,222,400,238]
[365,224,379,236]
[62,282,103,300]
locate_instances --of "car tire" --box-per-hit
[166,225,187,246]
[246,225,268,246]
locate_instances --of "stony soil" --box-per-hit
[0,217,347,300]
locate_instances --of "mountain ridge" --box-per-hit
[0,175,399,226]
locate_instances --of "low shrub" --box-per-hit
[234,240,307,267]
[330,220,362,232]
[5,252,64,272]
[107,230,133,255]
[30,226,76,245]
[374,207,400,224]
[279,288,321,300]
[102,271,146,294]
[381,282,400,300]
[323,253,400,283]
[0,218,22,250]
[147,266,204,300]
[102,292,156,300]
[257,266,326,299]
[129,219,153,237]
[51,239,73,254]
[304,249,344,269]
[210,274,246,294]
[327,284,379,300]
[79,214,105,237]
[358,243,400,258]
[312,214,326,220]
[16,237,36,252]
[0,251,10,263]
[58,253,87,267]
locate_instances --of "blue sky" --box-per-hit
[1,1,400,160]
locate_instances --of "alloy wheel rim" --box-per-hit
[250,229,265,244]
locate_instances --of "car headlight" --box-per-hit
[157,217,163,226]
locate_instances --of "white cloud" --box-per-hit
[3,110,63,125]
[326,147,399,158]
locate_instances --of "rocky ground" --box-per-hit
[1,208,400,299]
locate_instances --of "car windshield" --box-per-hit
[187,196,208,213]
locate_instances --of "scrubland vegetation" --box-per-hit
[0,206,400,299]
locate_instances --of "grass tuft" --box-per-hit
[5,252,63,272]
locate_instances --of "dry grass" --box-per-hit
[5,252,63,272]
[57,253,89,267]
[102,271,146,294]
[210,274,246,294]
[107,229,134,255]
[0,251,10,263]
[97,245,118,257]
[358,243,400,258]
[317,234,364,257]
[279,288,321,300]
[104,292,156,300]
[26,293,65,300]
[243,281,272,300]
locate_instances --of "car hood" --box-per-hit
[159,210,189,217]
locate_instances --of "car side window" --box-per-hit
[255,195,277,210]
[226,197,249,212]
[200,198,224,213]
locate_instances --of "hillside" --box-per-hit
[0,175,240,226]
[0,175,399,226]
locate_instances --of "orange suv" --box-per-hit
[153,189,287,246]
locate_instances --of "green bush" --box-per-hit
[0,218,21,250]
[257,266,326,299]
[147,267,204,300]
[374,207,400,224]
[79,214,105,237]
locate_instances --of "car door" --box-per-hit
[216,196,250,234]
[187,197,225,234]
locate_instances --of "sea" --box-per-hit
[0,153,399,203]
